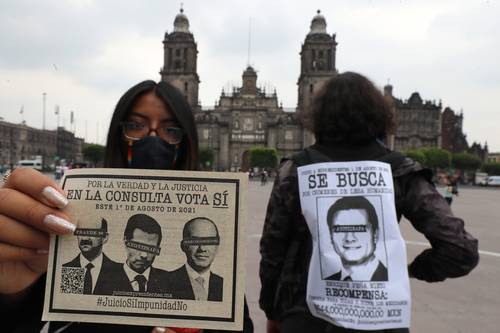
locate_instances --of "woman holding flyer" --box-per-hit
[259,72,479,333]
[0,80,252,333]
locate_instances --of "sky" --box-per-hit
[0,0,499,151]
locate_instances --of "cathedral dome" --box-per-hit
[243,65,257,77]
[408,92,423,105]
[174,8,190,33]
[309,10,327,35]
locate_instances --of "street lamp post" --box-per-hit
[55,105,60,128]
[9,127,14,169]
[43,92,47,130]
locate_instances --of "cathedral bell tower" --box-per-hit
[160,7,200,108]
[241,66,258,95]
[297,10,337,112]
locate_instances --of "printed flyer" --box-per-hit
[43,168,247,330]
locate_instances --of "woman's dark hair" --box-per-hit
[104,80,199,170]
[302,71,395,145]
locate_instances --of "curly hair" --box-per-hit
[302,72,395,144]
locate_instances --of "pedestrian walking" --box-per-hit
[444,177,454,205]
[260,170,268,186]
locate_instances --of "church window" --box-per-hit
[309,84,314,93]
[285,130,293,141]
[184,48,188,69]
[175,60,182,69]
[184,82,188,93]
[243,118,254,131]
[318,50,324,58]
[175,49,181,57]
[203,128,210,140]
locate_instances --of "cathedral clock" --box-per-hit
[244,79,253,90]
[243,118,254,131]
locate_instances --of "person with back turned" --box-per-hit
[259,72,479,333]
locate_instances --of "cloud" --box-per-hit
[0,0,499,150]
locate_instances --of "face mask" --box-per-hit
[130,136,177,170]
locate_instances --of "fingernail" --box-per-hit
[36,249,49,255]
[153,328,166,333]
[42,186,68,209]
[43,214,76,234]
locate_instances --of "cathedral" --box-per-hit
[159,9,486,170]
[160,9,337,171]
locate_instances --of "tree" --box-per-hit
[83,144,105,166]
[405,149,426,165]
[420,148,451,169]
[482,162,500,176]
[249,147,278,169]
[199,147,214,170]
[452,153,482,171]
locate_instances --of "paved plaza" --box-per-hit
[245,180,500,333]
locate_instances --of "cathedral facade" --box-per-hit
[160,9,336,171]
[160,9,473,170]
[441,106,468,154]
[384,86,442,151]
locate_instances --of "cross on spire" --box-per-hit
[247,17,252,66]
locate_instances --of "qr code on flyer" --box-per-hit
[60,267,85,294]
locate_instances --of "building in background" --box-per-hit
[160,8,489,170]
[384,88,442,151]
[160,7,200,109]
[488,152,500,163]
[439,106,488,161]
[297,10,338,147]
[163,9,337,170]
[441,107,469,153]
[56,127,83,163]
[3,9,486,171]
[194,66,303,171]
[0,120,84,169]
[468,141,489,162]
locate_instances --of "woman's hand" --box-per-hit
[0,168,75,295]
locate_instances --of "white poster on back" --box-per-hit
[297,161,410,330]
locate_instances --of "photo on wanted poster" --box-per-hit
[43,168,247,331]
[317,195,389,282]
